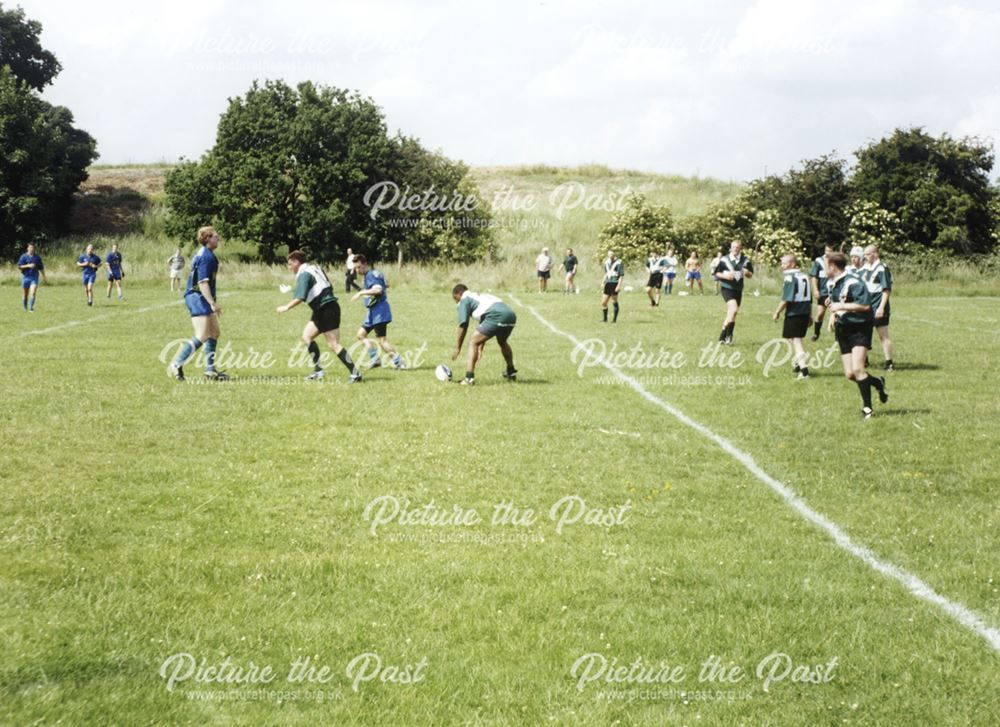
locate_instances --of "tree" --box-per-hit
[597,193,675,266]
[165,80,492,264]
[0,3,61,91]
[851,128,995,255]
[745,154,849,257]
[0,7,96,256]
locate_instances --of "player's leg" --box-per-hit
[321,327,362,381]
[720,298,738,343]
[463,329,491,384]
[791,337,808,377]
[611,293,620,322]
[601,292,610,322]
[497,329,516,380]
[812,302,826,341]
[356,325,381,368]
[876,325,893,369]
[106,277,113,298]
[116,277,123,299]
[202,313,226,378]
[376,334,404,369]
[29,282,37,311]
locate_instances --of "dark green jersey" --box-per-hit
[829,272,873,325]
[294,263,337,312]
[713,253,754,291]
[563,255,578,273]
[809,256,830,296]
[861,260,892,310]
[603,258,624,283]
[781,269,812,317]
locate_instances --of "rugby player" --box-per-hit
[712,240,754,344]
[451,284,517,386]
[772,254,812,379]
[17,243,47,311]
[76,244,102,306]
[601,250,624,322]
[351,254,404,370]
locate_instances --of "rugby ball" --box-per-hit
[435,364,453,382]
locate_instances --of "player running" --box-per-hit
[278,250,362,383]
[712,240,754,344]
[105,243,124,300]
[644,250,664,307]
[351,254,404,371]
[601,250,624,322]
[809,243,835,341]
[773,254,812,379]
[76,244,102,306]
[826,252,888,420]
[862,244,894,372]
[451,284,517,386]
[168,227,228,381]
[17,243,47,312]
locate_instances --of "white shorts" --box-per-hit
[170,270,182,279]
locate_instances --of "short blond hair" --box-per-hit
[197,226,217,246]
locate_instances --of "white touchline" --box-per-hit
[510,294,1000,655]
[15,293,235,340]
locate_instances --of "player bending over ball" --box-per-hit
[17,242,47,311]
[773,254,812,379]
[713,240,754,344]
[351,254,404,370]
[106,243,124,300]
[825,252,888,420]
[76,243,102,306]
[451,284,517,386]
[278,250,362,383]
[168,226,228,381]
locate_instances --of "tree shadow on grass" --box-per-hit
[887,362,940,371]
[879,408,932,417]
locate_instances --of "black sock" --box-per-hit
[726,322,735,339]
[612,302,619,322]
[869,375,884,394]
[602,308,608,322]
[337,348,357,374]
[814,321,821,336]
[308,341,322,370]
[465,370,474,380]
[801,367,809,377]
[856,378,873,409]
[719,327,727,342]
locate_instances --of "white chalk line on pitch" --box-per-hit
[509,295,1000,655]
[14,292,235,339]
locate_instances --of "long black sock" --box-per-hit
[856,377,873,409]
[869,375,884,395]
[337,348,357,374]
[719,327,727,342]
[726,322,735,339]
[612,302,619,322]
[308,341,322,371]
[814,321,822,336]
[602,307,608,322]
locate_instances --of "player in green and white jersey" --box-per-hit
[826,252,888,420]
[601,250,624,322]
[862,244,894,372]
[772,254,812,379]
[712,240,754,344]
[644,250,664,307]
[451,284,517,386]
[277,250,362,383]
[809,243,835,341]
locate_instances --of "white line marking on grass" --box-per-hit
[510,295,1000,654]
[895,314,997,336]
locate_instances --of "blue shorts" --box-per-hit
[22,277,38,289]
[686,271,701,280]
[184,291,213,317]
[82,272,97,285]
[666,272,677,279]
[107,270,122,281]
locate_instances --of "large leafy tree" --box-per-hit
[0,6,97,257]
[851,128,995,255]
[165,80,492,264]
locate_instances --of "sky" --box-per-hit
[15,0,1000,181]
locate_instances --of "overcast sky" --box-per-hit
[16,0,1000,180]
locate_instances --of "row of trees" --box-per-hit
[165,80,494,264]
[0,3,97,259]
[601,129,999,267]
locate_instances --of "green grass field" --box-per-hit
[2,274,999,725]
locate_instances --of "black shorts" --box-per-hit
[873,303,890,327]
[362,322,388,337]
[311,301,341,333]
[783,315,809,339]
[646,272,663,288]
[537,270,551,279]
[816,294,830,308]
[603,282,620,296]
[476,322,514,344]
[720,287,743,306]
[835,321,873,354]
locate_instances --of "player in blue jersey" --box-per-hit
[17,242,47,311]
[277,251,362,383]
[351,254,404,370]
[168,226,228,381]
[76,244,102,306]
[826,252,888,420]
[105,243,124,300]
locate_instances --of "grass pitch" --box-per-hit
[1,279,999,725]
